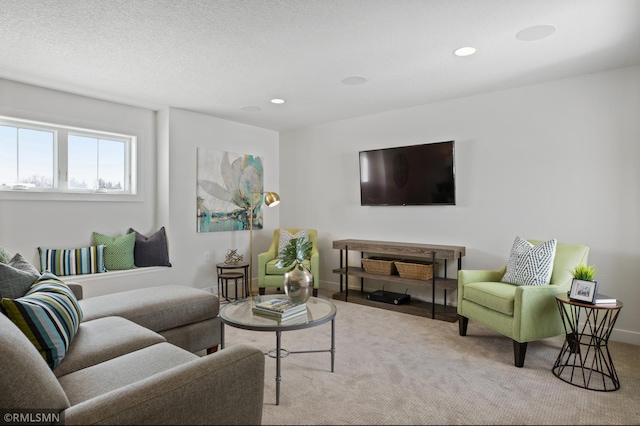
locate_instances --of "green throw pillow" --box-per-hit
[92,232,136,270]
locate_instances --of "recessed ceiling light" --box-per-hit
[453,47,476,57]
[240,105,261,112]
[516,24,556,41]
[270,98,286,104]
[341,76,369,86]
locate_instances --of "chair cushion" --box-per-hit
[265,258,311,275]
[501,236,557,286]
[463,281,517,315]
[1,272,83,369]
[278,229,309,257]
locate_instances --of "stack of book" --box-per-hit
[252,298,307,320]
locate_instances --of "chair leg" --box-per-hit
[207,345,219,355]
[259,287,266,295]
[513,341,527,368]
[313,288,318,297]
[458,315,468,336]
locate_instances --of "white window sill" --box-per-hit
[0,188,142,202]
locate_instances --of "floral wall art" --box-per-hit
[196,148,265,233]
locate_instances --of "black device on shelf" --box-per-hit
[367,290,411,305]
[359,140,456,206]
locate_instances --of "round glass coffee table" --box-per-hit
[219,295,337,405]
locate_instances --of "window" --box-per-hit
[0,116,135,195]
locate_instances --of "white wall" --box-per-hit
[160,108,279,293]
[279,66,640,344]
[0,81,279,298]
[0,79,157,296]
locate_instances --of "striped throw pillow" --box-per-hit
[1,272,83,369]
[38,245,107,276]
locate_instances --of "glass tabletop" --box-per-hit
[219,295,337,332]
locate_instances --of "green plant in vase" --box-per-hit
[276,238,314,302]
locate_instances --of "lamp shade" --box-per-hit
[264,192,280,207]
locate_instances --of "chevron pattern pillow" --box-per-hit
[92,232,136,270]
[501,237,557,286]
[1,272,83,369]
[278,229,309,258]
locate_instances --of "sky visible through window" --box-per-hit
[0,125,125,189]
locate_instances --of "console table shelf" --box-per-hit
[332,239,465,320]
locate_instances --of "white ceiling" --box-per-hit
[1,0,639,132]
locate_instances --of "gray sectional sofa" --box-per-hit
[1,284,265,425]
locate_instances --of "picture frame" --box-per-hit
[568,278,599,304]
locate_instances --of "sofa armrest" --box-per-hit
[65,282,84,300]
[64,344,265,425]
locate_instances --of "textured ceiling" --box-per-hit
[1,0,639,131]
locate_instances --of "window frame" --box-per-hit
[0,115,137,201]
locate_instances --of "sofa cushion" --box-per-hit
[0,253,40,299]
[128,226,172,267]
[265,258,312,275]
[38,245,107,276]
[79,285,218,332]
[0,313,70,410]
[501,236,557,286]
[463,281,517,316]
[54,316,166,377]
[58,342,198,406]
[1,272,83,369]
[92,231,136,270]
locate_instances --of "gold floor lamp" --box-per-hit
[248,191,280,296]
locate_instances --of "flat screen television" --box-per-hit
[359,141,455,206]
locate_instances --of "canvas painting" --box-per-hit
[196,148,265,232]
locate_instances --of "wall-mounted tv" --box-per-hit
[359,141,455,206]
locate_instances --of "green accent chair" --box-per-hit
[457,240,589,367]
[258,228,320,296]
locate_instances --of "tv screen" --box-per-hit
[359,141,455,206]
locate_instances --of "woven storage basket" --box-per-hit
[394,260,437,280]
[361,257,398,275]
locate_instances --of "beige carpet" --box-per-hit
[223,297,640,425]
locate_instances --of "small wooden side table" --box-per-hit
[553,293,623,391]
[216,261,249,300]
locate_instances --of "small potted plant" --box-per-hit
[568,264,598,303]
[571,264,596,281]
[276,238,314,302]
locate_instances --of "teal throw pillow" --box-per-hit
[1,272,83,369]
[92,232,136,270]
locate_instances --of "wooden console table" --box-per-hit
[332,239,465,319]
